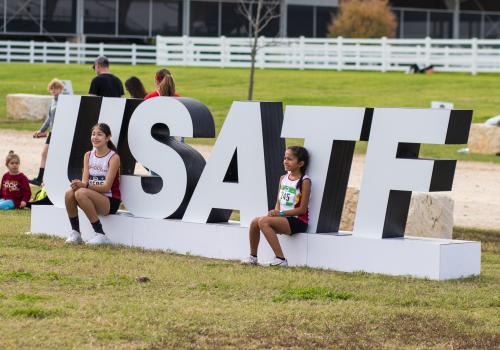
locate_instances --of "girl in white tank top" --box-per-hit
[64,123,121,246]
[243,146,311,267]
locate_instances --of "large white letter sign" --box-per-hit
[45,96,130,207]
[281,106,368,233]
[121,97,216,219]
[183,101,285,226]
[354,108,472,239]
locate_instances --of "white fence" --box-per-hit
[2,37,500,74]
[157,36,500,74]
[0,41,156,65]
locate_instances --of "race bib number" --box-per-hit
[279,184,296,209]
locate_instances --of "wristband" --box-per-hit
[279,210,285,217]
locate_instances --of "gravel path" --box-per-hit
[1,129,498,230]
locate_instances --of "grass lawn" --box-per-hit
[1,63,500,163]
[0,210,498,349]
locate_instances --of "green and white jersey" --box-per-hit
[279,173,310,223]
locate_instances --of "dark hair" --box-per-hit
[5,150,20,166]
[125,76,147,99]
[155,69,176,97]
[92,123,117,152]
[287,146,309,190]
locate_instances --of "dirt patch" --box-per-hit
[1,129,498,230]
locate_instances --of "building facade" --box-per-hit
[1,0,499,41]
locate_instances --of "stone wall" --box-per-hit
[340,187,453,239]
[468,124,500,155]
[6,94,52,121]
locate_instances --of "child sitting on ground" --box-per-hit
[0,151,31,210]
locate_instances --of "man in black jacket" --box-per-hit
[89,56,124,97]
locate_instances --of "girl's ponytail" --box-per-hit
[156,68,176,97]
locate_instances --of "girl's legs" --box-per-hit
[74,188,110,223]
[31,144,49,186]
[249,217,261,256]
[258,217,291,259]
[0,199,15,210]
[40,144,48,168]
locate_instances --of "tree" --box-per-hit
[328,0,397,39]
[238,0,281,100]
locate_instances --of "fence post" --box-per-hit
[259,36,266,69]
[155,35,163,66]
[132,43,137,65]
[7,40,11,63]
[221,36,226,68]
[425,36,431,67]
[30,40,35,63]
[99,42,104,57]
[183,35,189,65]
[337,36,343,71]
[299,36,305,70]
[381,36,387,72]
[43,42,47,63]
[471,37,478,75]
[65,41,70,64]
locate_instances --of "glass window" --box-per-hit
[190,1,219,37]
[253,2,280,37]
[84,0,116,35]
[402,10,427,38]
[316,6,337,37]
[119,0,149,36]
[0,1,4,32]
[152,0,182,36]
[6,0,42,33]
[484,14,500,39]
[221,3,249,37]
[44,0,76,34]
[460,13,481,38]
[287,5,313,37]
[429,12,452,38]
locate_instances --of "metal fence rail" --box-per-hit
[0,41,156,65]
[157,36,500,74]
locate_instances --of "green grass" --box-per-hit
[2,63,500,162]
[0,210,499,349]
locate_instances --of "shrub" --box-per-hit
[328,0,397,38]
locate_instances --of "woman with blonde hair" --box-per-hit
[30,78,65,186]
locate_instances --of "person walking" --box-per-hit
[89,56,124,97]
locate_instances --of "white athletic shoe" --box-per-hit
[241,255,258,265]
[87,233,112,245]
[65,230,83,244]
[269,257,288,267]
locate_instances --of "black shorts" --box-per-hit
[286,217,308,234]
[45,132,52,145]
[108,197,121,214]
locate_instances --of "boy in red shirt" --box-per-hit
[0,151,31,210]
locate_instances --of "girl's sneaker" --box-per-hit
[87,233,111,245]
[241,255,258,265]
[269,257,288,267]
[65,230,83,244]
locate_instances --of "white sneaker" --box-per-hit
[241,255,258,265]
[65,230,83,244]
[269,257,288,267]
[87,233,112,245]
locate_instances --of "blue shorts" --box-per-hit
[0,199,15,210]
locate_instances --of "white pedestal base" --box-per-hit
[31,206,481,280]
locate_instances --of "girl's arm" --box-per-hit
[82,152,90,184]
[87,154,120,193]
[279,178,311,217]
[20,174,31,206]
[70,152,90,191]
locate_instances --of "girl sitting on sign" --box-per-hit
[64,123,121,245]
[243,146,311,267]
